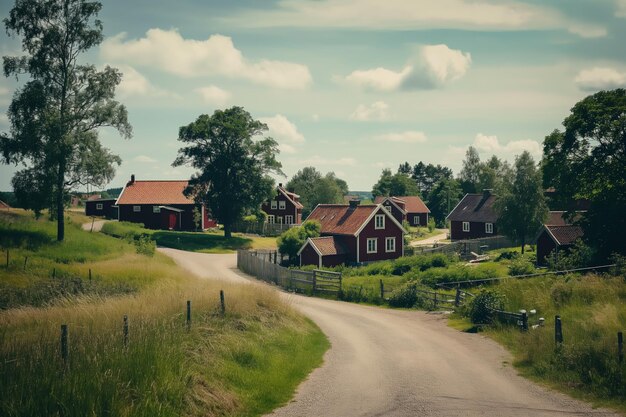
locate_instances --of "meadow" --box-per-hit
[0,210,327,416]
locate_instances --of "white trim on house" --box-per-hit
[375,214,385,229]
[133,205,141,212]
[153,205,161,213]
[96,203,103,210]
[413,215,419,224]
[201,204,206,230]
[462,221,470,232]
[485,222,493,234]
[279,200,286,210]
[268,215,275,224]
[271,200,277,210]
[356,235,360,263]
[114,183,128,207]
[354,205,407,237]
[366,238,378,253]
[380,197,407,215]
[285,215,294,225]
[385,237,396,252]
[445,193,469,220]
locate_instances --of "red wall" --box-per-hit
[536,230,557,266]
[381,202,404,225]
[450,220,497,241]
[358,212,403,263]
[407,212,427,227]
[261,193,301,224]
[300,244,320,267]
[119,203,210,231]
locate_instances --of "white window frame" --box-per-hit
[285,215,293,225]
[278,216,283,224]
[462,221,470,232]
[133,205,141,212]
[279,200,286,210]
[271,201,277,210]
[413,215,419,224]
[385,237,396,253]
[96,203,103,210]
[267,215,275,224]
[367,238,378,254]
[485,223,493,234]
[153,206,161,213]
[375,214,385,230]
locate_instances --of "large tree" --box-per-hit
[286,168,348,217]
[458,146,481,193]
[542,89,626,259]
[495,151,547,254]
[173,107,283,238]
[427,178,463,227]
[1,0,131,240]
[372,169,419,198]
[411,162,453,200]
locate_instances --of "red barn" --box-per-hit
[374,196,430,226]
[536,211,585,265]
[115,175,216,231]
[298,200,406,268]
[261,183,303,225]
[446,190,498,241]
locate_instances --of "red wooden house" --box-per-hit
[298,200,406,268]
[85,198,117,219]
[115,175,216,231]
[536,211,585,265]
[446,190,498,241]
[374,196,430,226]
[261,183,303,225]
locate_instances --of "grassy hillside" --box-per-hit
[0,210,328,416]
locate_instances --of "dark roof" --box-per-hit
[309,236,349,256]
[544,211,585,226]
[447,192,498,223]
[307,204,379,235]
[116,180,195,205]
[375,196,430,214]
[545,225,584,246]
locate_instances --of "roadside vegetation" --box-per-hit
[101,220,276,254]
[0,210,328,416]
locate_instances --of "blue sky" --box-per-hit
[1,0,626,191]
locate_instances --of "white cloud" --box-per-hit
[344,44,471,91]
[299,155,357,166]
[116,65,177,98]
[376,131,427,143]
[0,113,9,127]
[133,155,158,163]
[195,85,232,105]
[350,101,390,121]
[101,29,312,89]
[278,144,297,154]
[473,133,542,159]
[225,0,604,38]
[260,114,305,143]
[567,24,607,39]
[616,0,626,18]
[0,87,10,96]
[574,67,626,91]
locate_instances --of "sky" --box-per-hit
[1,0,626,192]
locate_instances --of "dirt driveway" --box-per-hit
[159,248,619,417]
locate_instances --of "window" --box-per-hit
[375,214,385,229]
[285,215,293,225]
[485,223,493,234]
[462,221,470,232]
[367,238,378,253]
[153,206,161,213]
[413,215,419,224]
[96,203,103,210]
[278,216,283,224]
[271,201,277,210]
[385,237,396,253]
[133,206,141,212]
[279,200,286,210]
[267,215,275,224]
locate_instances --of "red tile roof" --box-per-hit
[374,196,430,214]
[0,200,10,209]
[278,186,304,209]
[309,236,349,256]
[546,225,584,246]
[307,204,378,235]
[116,180,195,205]
[545,211,585,226]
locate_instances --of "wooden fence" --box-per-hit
[404,235,515,258]
[231,222,293,237]
[237,250,342,295]
[378,279,462,310]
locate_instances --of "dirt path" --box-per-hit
[81,218,108,232]
[410,228,448,246]
[158,248,619,417]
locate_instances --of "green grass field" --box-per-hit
[0,210,328,416]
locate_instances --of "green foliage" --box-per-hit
[173,107,283,238]
[494,151,548,253]
[286,168,348,218]
[466,289,506,324]
[2,0,131,241]
[508,258,535,276]
[371,169,419,198]
[427,217,436,232]
[135,234,156,256]
[409,263,499,287]
[546,239,595,271]
[542,89,626,260]
[427,178,463,226]
[410,161,453,201]
[387,282,434,309]
[277,220,321,263]
[192,206,202,231]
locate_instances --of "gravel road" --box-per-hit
[158,248,620,417]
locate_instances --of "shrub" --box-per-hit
[508,258,535,276]
[427,217,436,233]
[496,251,519,261]
[547,239,595,271]
[135,234,156,256]
[466,289,506,324]
[387,282,435,309]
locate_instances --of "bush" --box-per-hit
[387,282,435,309]
[466,289,506,324]
[135,234,156,256]
[427,217,436,233]
[508,258,535,276]
[496,251,519,261]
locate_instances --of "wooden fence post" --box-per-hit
[339,273,343,292]
[379,279,384,300]
[123,315,129,348]
[60,324,68,366]
[23,256,28,271]
[186,300,191,329]
[521,312,528,331]
[555,315,563,345]
[5,249,8,268]
[618,331,623,364]
[434,292,438,309]
[89,268,92,281]
[454,287,461,307]
[52,268,56,279]
[312,270,317,294]
[220,290,226,316]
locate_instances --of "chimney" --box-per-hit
[129,174,135,186]
[278,183,283,188]
[483,189,492,198]
[475,189,492,212]
[349,199,360,209]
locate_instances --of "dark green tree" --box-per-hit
[372,169,419,198]
[427,178,463,226]
[286,168,348,217]
[542,89,626,259]
[494,151,547,254]
[173,107,283,238]
[277,220,321,264]
[458,146,481,194]
[1,0,131,240]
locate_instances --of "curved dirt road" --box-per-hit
[159,248,619,417]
